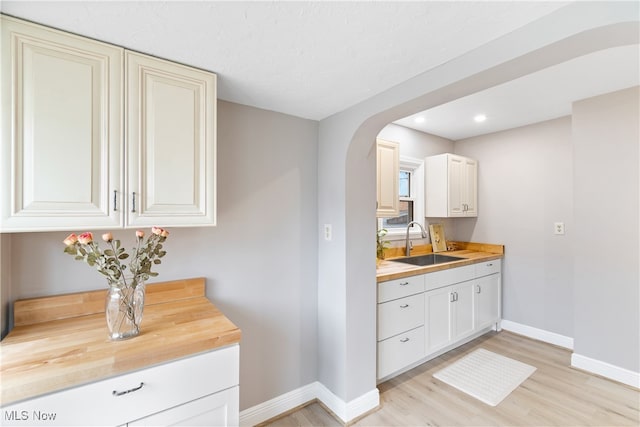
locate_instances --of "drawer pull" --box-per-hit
[400,304,409,308]
[399,282,409,286]
[400,338,410,343]
[486,263,493,267]
[113,382,144,397]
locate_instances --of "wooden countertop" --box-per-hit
[0,278,241,406]
[377,241,504,282]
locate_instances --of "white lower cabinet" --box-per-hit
[424,280,474,354]
[474,262,502,330]
[128,387,239,427]
[378,259,501,380]
[1,345,239,427]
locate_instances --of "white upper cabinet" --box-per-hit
[376,138,400,218]
[0,16,217,232]
[1,16,123,232]
[125,52,216,227]
[425,153,477,217]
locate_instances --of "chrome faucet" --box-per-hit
[405,221,429,256]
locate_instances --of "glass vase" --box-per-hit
[105,276,146,340]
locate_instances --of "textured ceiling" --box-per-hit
[1,1,637,140]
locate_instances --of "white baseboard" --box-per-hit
[501,319,574,349]
[239,382,318,427]
[239,382,379,426]
[315,382,379,423]
[571,353,640,389]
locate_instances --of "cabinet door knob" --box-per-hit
[113,382,144,397]
[400,338,410,343]
[400,304,409,308]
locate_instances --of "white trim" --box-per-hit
[315,382,379,423]
[239,382,317,427]
[571,353,640,389]
[239,382,379,426]
[500,319,574,349]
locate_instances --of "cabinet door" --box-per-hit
[447,155,465,217]
[126,52,216,227]
[376,138,399,217]
[425,286,452,354]
[451,281,475,341]
[1,16,123,232]
[462,157,478,216]
[474,273,500,330]
[128,387,239,427]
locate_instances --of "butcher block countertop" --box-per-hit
[0,277,241,406]
[377,241,504,282]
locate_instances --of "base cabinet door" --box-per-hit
[424,287,452,354]
[425,281,475,354]
[474,273,500,330]
[451,281,475,342]
[128,387,239,427]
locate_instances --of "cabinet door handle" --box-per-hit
[450,293,455,302]
[476,285,481,294]
[399,304,409,308]
[112,382,144,397]
[113,190,118,212]
[131,192,136,213]
[454,292,459,301]
[486,263,493,267]
[399,282,409,286]
[400,338,410,343]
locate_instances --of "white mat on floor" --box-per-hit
[433,348,536,406]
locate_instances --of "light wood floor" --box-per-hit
[263,331,640,426]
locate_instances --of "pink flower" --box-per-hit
[160,229,169,238]
[63,233,78,246]
[102,232,113,242]
[151,226,165,236]
[136,230,144,239]
[78,232,93,245]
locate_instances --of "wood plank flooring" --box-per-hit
[263,331,640,426]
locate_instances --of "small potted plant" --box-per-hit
[377,228,390,266]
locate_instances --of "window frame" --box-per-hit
[378,156,425,240]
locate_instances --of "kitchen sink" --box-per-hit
[391,253,465,266]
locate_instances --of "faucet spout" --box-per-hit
[405,221,428,256]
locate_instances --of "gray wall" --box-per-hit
[572,87,639,372]
[454,117,574,337]
[3,100,319,410]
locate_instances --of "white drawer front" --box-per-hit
[378,274,425,303]
[424,264,475,291]
[1,345,239,426]
[377,326,425,379]
[475,259,501,277]
[377,293,424,341]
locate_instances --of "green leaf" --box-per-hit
[104,249,114,256]
[153,259,161,264]
[119,253,129,260]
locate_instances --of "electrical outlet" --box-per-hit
[324,224,332,241]
[554,222,565,235]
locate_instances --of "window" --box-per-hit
[379,157,424,239]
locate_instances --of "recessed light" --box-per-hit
[414,117,426,124]
[474,114,487,123]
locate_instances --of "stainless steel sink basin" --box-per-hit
[391,253,465,266]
